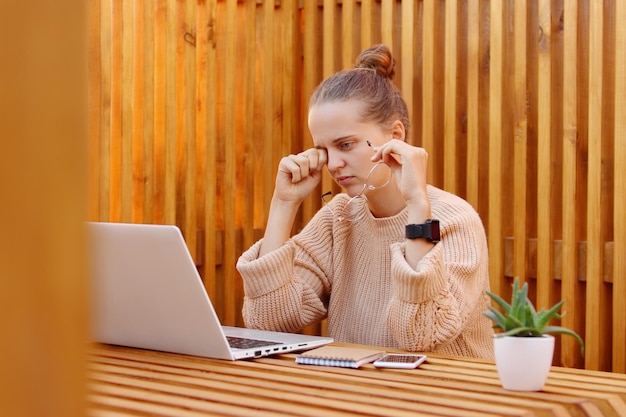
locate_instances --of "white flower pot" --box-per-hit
[493,334,555,391]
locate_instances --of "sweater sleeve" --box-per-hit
[235,210,333,333]
[385,198,491,353]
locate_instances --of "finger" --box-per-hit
[302,147,327,171]
[290,149,324,183]
[378,147,403,166]
[280,155,306,183]
[370,139,399,162]
[369,145,382,162]
[295,154,314,182]
[369,143,392,165]
[314,148,328,169]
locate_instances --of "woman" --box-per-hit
[236,44,494,358]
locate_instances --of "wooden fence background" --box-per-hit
[88,0,626,372]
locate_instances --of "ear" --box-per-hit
[390,120,406,141]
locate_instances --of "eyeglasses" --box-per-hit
[322,162,392,222]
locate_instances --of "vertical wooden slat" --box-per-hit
[248,3,263,234]
[185,0,198,259]
[342,0,356,68]
[121,0,134,222]
[132,0,146,224]
[612,0,626,374]
[195,0,207,220]
[282,1,298,161]
[488,0,504,296]
[536,0,552,308]
[143,0,155,225]
[153,0,167,224]
[242,0,256,254]
[99,0,112,222]
[165,0,177,226]
[263,0,275,220]
[561,0,583,369]
[422,0,435,179]
[204,0,218,301]
[443,0,457,193]
[512,0,527,282]
[585,0,604,371]
[361,0,373,48]
[174,0,187,233]
[380,0,393,48]
[222,0,238,325]
[400,0,414,141]
[109,0,123,222]
[175,0,198,256]
[323,0,336,77]
[195,0,208,267]
[465,0,479,208]
[477,0,491,217]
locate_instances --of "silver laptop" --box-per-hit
[87,222,333,360]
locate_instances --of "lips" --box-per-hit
[336,176,354,186]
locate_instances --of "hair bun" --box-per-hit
[354,44,395,80]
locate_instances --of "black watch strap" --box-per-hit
[405,219,440,242]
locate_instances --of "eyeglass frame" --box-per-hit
[321,161,392,222]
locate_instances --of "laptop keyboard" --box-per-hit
[226,336,283,349]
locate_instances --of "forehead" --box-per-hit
[308,100,369,145]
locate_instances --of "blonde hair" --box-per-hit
[309,44,410,137]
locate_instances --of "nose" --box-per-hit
[325,151,345,173]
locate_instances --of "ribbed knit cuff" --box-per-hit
[235,239,295,298]
[390,242,446,303]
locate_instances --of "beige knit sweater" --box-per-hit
[236,185,495,359]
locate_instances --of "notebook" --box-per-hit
[295,345,385,368]
[87,222,333,360]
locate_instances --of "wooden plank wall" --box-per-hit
[88,0,626,372]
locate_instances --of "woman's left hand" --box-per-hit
[369,139,430,205]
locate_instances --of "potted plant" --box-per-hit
[483,277,584,391]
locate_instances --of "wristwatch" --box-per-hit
[405,219,440,243]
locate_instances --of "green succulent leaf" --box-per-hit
[509,278,528,319]
[483,308,507,330]
[543,326,585,356]
[536,300,564,330]
[485,291,511,314]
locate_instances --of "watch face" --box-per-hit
[430,220,441,242]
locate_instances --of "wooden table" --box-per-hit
[89,343,626,417]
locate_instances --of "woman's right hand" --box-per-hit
[273,147,327,204]
[260,148,327,256]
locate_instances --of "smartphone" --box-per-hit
[373,354,427,369]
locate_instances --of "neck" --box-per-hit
[366,182,406,218]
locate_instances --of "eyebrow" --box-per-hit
[331,135,356,144]
[314,135,357,148]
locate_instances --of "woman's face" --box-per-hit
[308,100,390,197]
